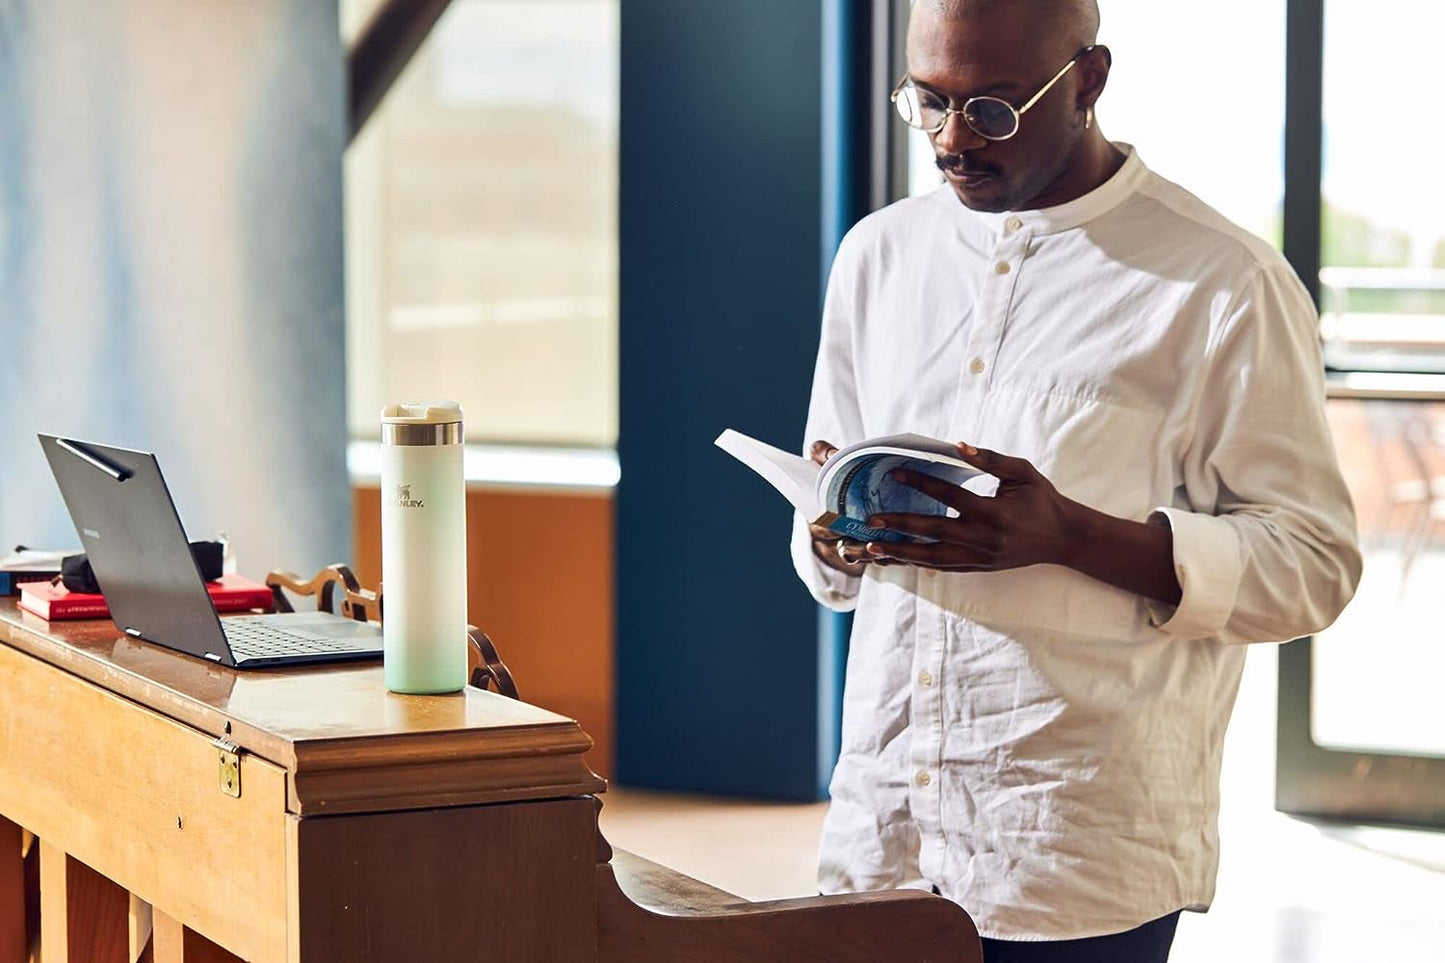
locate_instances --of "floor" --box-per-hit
[599,640,1445,962]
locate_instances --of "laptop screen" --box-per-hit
[37,434,233,663]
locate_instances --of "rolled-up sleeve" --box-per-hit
[792,231,869,611]
[792,512,862,611]
[1146,264,1362,644]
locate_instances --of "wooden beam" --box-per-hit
[0,818,23,963]
[348,0,453,142]
[151,912,243,963]
[129,895,153,963]
[23,832,38,963]
[38,842,129,963]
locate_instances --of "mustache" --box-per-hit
[935,153,996,177]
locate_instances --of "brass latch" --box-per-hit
[213,737,241,798]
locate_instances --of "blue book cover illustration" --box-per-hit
[817,453,982,542]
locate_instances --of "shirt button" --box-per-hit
[969,357,986,375]
[915,770,932,787]
[994,261,1012,275]
[918,670,934,686]
[1005,216,1023,232]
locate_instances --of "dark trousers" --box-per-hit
[979,911,1181,963]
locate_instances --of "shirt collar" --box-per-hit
[966,143,1146,236]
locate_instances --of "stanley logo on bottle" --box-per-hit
[392,484,425,509]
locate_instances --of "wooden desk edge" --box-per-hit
[287,727,607,814]
[0,607,609,815]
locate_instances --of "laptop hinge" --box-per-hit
[212,737,241,798]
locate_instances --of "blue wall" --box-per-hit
[617,1,834,799]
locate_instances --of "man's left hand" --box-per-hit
[864,443,1079,572]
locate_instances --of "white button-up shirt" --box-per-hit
[792,146,1361,941]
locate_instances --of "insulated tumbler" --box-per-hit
[380,401,467,694]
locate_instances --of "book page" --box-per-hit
[818,436,972,497]
[0,548,73,571]
[716,429,990,540]
[826,433,969,467]
[713,429,821,516]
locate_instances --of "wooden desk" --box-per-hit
[0,602,604,961]
[0,602,981,962]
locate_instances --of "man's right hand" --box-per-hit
[807,439,872,576]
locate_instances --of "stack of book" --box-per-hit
[17,573,275,621]
[0,548,72,596]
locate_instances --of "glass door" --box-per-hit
[1276,0,1445,827]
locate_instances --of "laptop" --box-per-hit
[38,433,384,668]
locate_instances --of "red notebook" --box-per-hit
[18,574,275,621]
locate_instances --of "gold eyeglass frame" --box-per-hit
[890,45,1098,141]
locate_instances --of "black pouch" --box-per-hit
[60,540,225,594]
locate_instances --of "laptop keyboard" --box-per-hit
[223,618,374,659]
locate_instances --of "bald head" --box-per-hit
[921,0,1099,59]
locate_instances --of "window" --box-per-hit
[342,0,619,448]
[1315,1,1445,377]
[1314,396,1445,757]
[908,0,1286,249]
[1308,0,1445,761]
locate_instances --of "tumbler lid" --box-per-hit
[380,401,463,426]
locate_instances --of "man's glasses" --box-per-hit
[891,46,1097,142]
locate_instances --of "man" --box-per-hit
[790,1,1362,960]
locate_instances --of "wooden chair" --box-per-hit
[264,564,518,698]
[595,828,982,962]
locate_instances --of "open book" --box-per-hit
[714,429,986,543]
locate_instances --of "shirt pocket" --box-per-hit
[977,381,1173,522]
